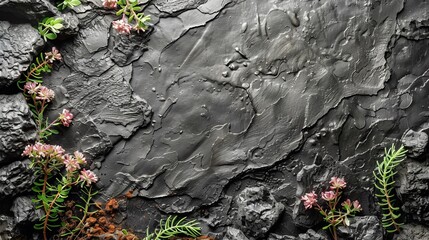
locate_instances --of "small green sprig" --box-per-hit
[144,216,202,240]
[59,186,98,239]
[38,17,64,41]
[57,0,82,11]
[116,0,151,33]
[373,145,407,233]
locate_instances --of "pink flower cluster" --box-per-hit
[102,0,117,9]
[24,82,55,102]
[63,151,87,172]
[23,143,98,185]
[79,169,99,186]
[300,177,361,212]
[330,176,347,189]
[59,109,73,127]
[342,199,362,211]
[45,47,62,63]
[22,142,65,159]
[112,15,132,35]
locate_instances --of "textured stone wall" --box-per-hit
[1,0,429,239]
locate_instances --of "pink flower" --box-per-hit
[22,144,34,157]
[329,177,346,190]
[59,109,73,127]
[102,0,117,9]
[79,169,98,186]
[74,151,87,165]
[352,200,362,211]
[21,142,64,160]
[112,15,132,35]
[45,47,62,63]
[301,191,318,209]
[63,154,80,172]
[24,82,40,95]
[321,190,337,201]
[36,86,55,102]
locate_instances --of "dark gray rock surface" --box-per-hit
[1,0,429,239]
[0,94,36,164]
[0,0,58,24]
[0,160,33,198]
[0,21,43,92]
[11,196,40,225]
[224,227,249,240]
[401,129,428,158]
[394,224,429,240]
[337,216,383,240]
[398,161,429,224]
[236,186,284,239]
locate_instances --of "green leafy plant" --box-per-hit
[301,177,362,240]
[57,0,81,11]
[102,0,151,34]
[373,145,407,233]
[59,186,98,239]
[38,17,63,41]
[143,216,202,240]
[18,48,66,141]
[116,0,151,32]
[21,47,99,240]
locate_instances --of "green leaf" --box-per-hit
[45,32,57,40]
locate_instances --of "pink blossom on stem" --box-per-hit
[74,151,87,165]
[102,0,117,9]
[329,176,347,190]
[21,142,64,160]
[24,82,40,95]
[79,169,98,186]
[321,190,337,201]
[63,154,80,172]
[112,15,132,35]
[59,109,73,127]
[36,86,55,102]
[45,47,62,63]
[352,200,362,211]
[301,191,318,209]
[342,199,352,209]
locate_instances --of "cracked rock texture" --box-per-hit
[0,94,36,164]
[0,22,43,92]
[1,0,429,239]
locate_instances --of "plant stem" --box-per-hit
[25,60,50,83]
[43,182,71,240]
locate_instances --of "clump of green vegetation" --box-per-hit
[38,17,63,41]
[373,144,407,233]
[144,216,202,240]
[57,0,82,11]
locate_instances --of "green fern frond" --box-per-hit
[373,144,406,233]
[143,216,202,240]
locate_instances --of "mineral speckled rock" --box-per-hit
[398,161,429,223]
[401,129,428,158]
[0,22,43,92]
[0,94,37,164]
[0,160,33,198]
[337,216,383,240]
[236,186,284,239]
